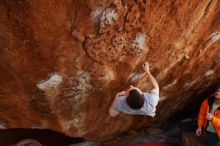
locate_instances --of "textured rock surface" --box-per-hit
[10,139,43,146]
[0,0,220,140]
[181,132,205,146]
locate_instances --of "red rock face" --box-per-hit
[0,0,219,140]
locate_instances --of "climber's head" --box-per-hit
[126,85,144,109]
[214,85,220,99]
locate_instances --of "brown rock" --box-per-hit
[10,139,43,146]
[72,29,85,42]
[181,132,205,146]
[0,0,219,141]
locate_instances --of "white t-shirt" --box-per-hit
[113,91,159,117]
[207,103,220,132]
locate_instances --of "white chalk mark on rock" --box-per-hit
[100,8,118,28]
[205,69,215,77]
[132,32,147,53]
[37,73,63,97]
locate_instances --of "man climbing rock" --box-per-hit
[109,61,160,117]
[196,85,220,146]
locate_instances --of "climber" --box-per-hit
[196,85,220,146]
[109,61,160,117]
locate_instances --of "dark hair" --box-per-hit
[126,89,144,109]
